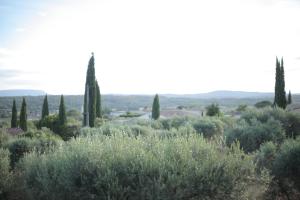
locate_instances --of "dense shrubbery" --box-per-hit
[240,108,300,138]
[0,148,12,199]
[272,138,300,191]
[192,118,224,138]
[226,118,285,153]
[19,133,269,200]
[1,107,299,199]
[255,138,300,199]
[4,129,62,167]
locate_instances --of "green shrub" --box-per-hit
[192,117,224,138]
[272,138,300,190]
[255,101,272,109]
[0,148,12,198]
[5,138,35,167]
[5,131,61,167]
[0,129,11,148]
[241,108,300,138]
[226,118,285,153]
[255,142,277,171]
[206,103,221,117]
[19,133,270,200]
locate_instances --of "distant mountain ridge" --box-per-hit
[0,89,277,98]
[163,90,274,99]
[0,89,46,96]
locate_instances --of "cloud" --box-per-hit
[37,11,47,17]
[15,27,25,32]
[0,69,22,79]
[0,48,13,56]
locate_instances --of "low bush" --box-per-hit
[240,108,300,138]
[255,141,277,171]
[0,129,11,148]
[272,138,300,191]
[4,130,62,167]
[192,117,224,138]
[0,148,12,199]
[226,118,285,153]
[18,133,270,200]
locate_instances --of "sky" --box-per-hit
[0,0,300,95]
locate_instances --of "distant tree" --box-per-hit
[236,104,247,112]
[96,80,102,118]
[19,97,27,131]
[274,57,287,109]
[58,95,67,126]
[287,90,292,104]
[206,103,220,117]
[11,99,18,128]
[83,53,96,127]
[152,94,160,120]
[41,95,49,119]
[255,101,272,109]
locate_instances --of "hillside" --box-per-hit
[0,89,46,97]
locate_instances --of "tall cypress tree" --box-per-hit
[152,94,160,120]
[41,95,49,119]
[83,53,96,127]
[19,97,27,131]
[274,57,281,107]
[274,57,287,109]
[58,95,67,126]
[11,99,18,128]
[288,90,292,104]
[96,80,102,118]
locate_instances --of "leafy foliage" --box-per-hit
[19,133,269,200]
[226,118,285,153]
[206,103,220,116]
[0,148,12,198]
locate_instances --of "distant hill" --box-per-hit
[163,90,274,99]
[0,89,46,97]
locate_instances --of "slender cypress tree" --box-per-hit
[83,53,96,127]
[274,57,281,107]
[288,90,292,104]
[19,97,27,131]
[274,57,287,109]
[152,94,160,120]
[41,95,49,119]
[58,95,67,126]
[11,99,18,128]
[96,80,102,118]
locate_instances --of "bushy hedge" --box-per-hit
[0,148,12,198]
[4,130,62,167]
[226,118,285,153]
[240,108,300,138]
[256,138,300,199]
[272,138,300,190]
[192,117,224,138]
[19,133,269,200]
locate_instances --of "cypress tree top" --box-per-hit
[59,95,67,126]
[152,94,160,120]
[11,99,18,128]
[20,97,27,131]
[42,95,49,119]
[83,53,97,127]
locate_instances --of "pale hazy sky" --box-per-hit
[0,0,300,94]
